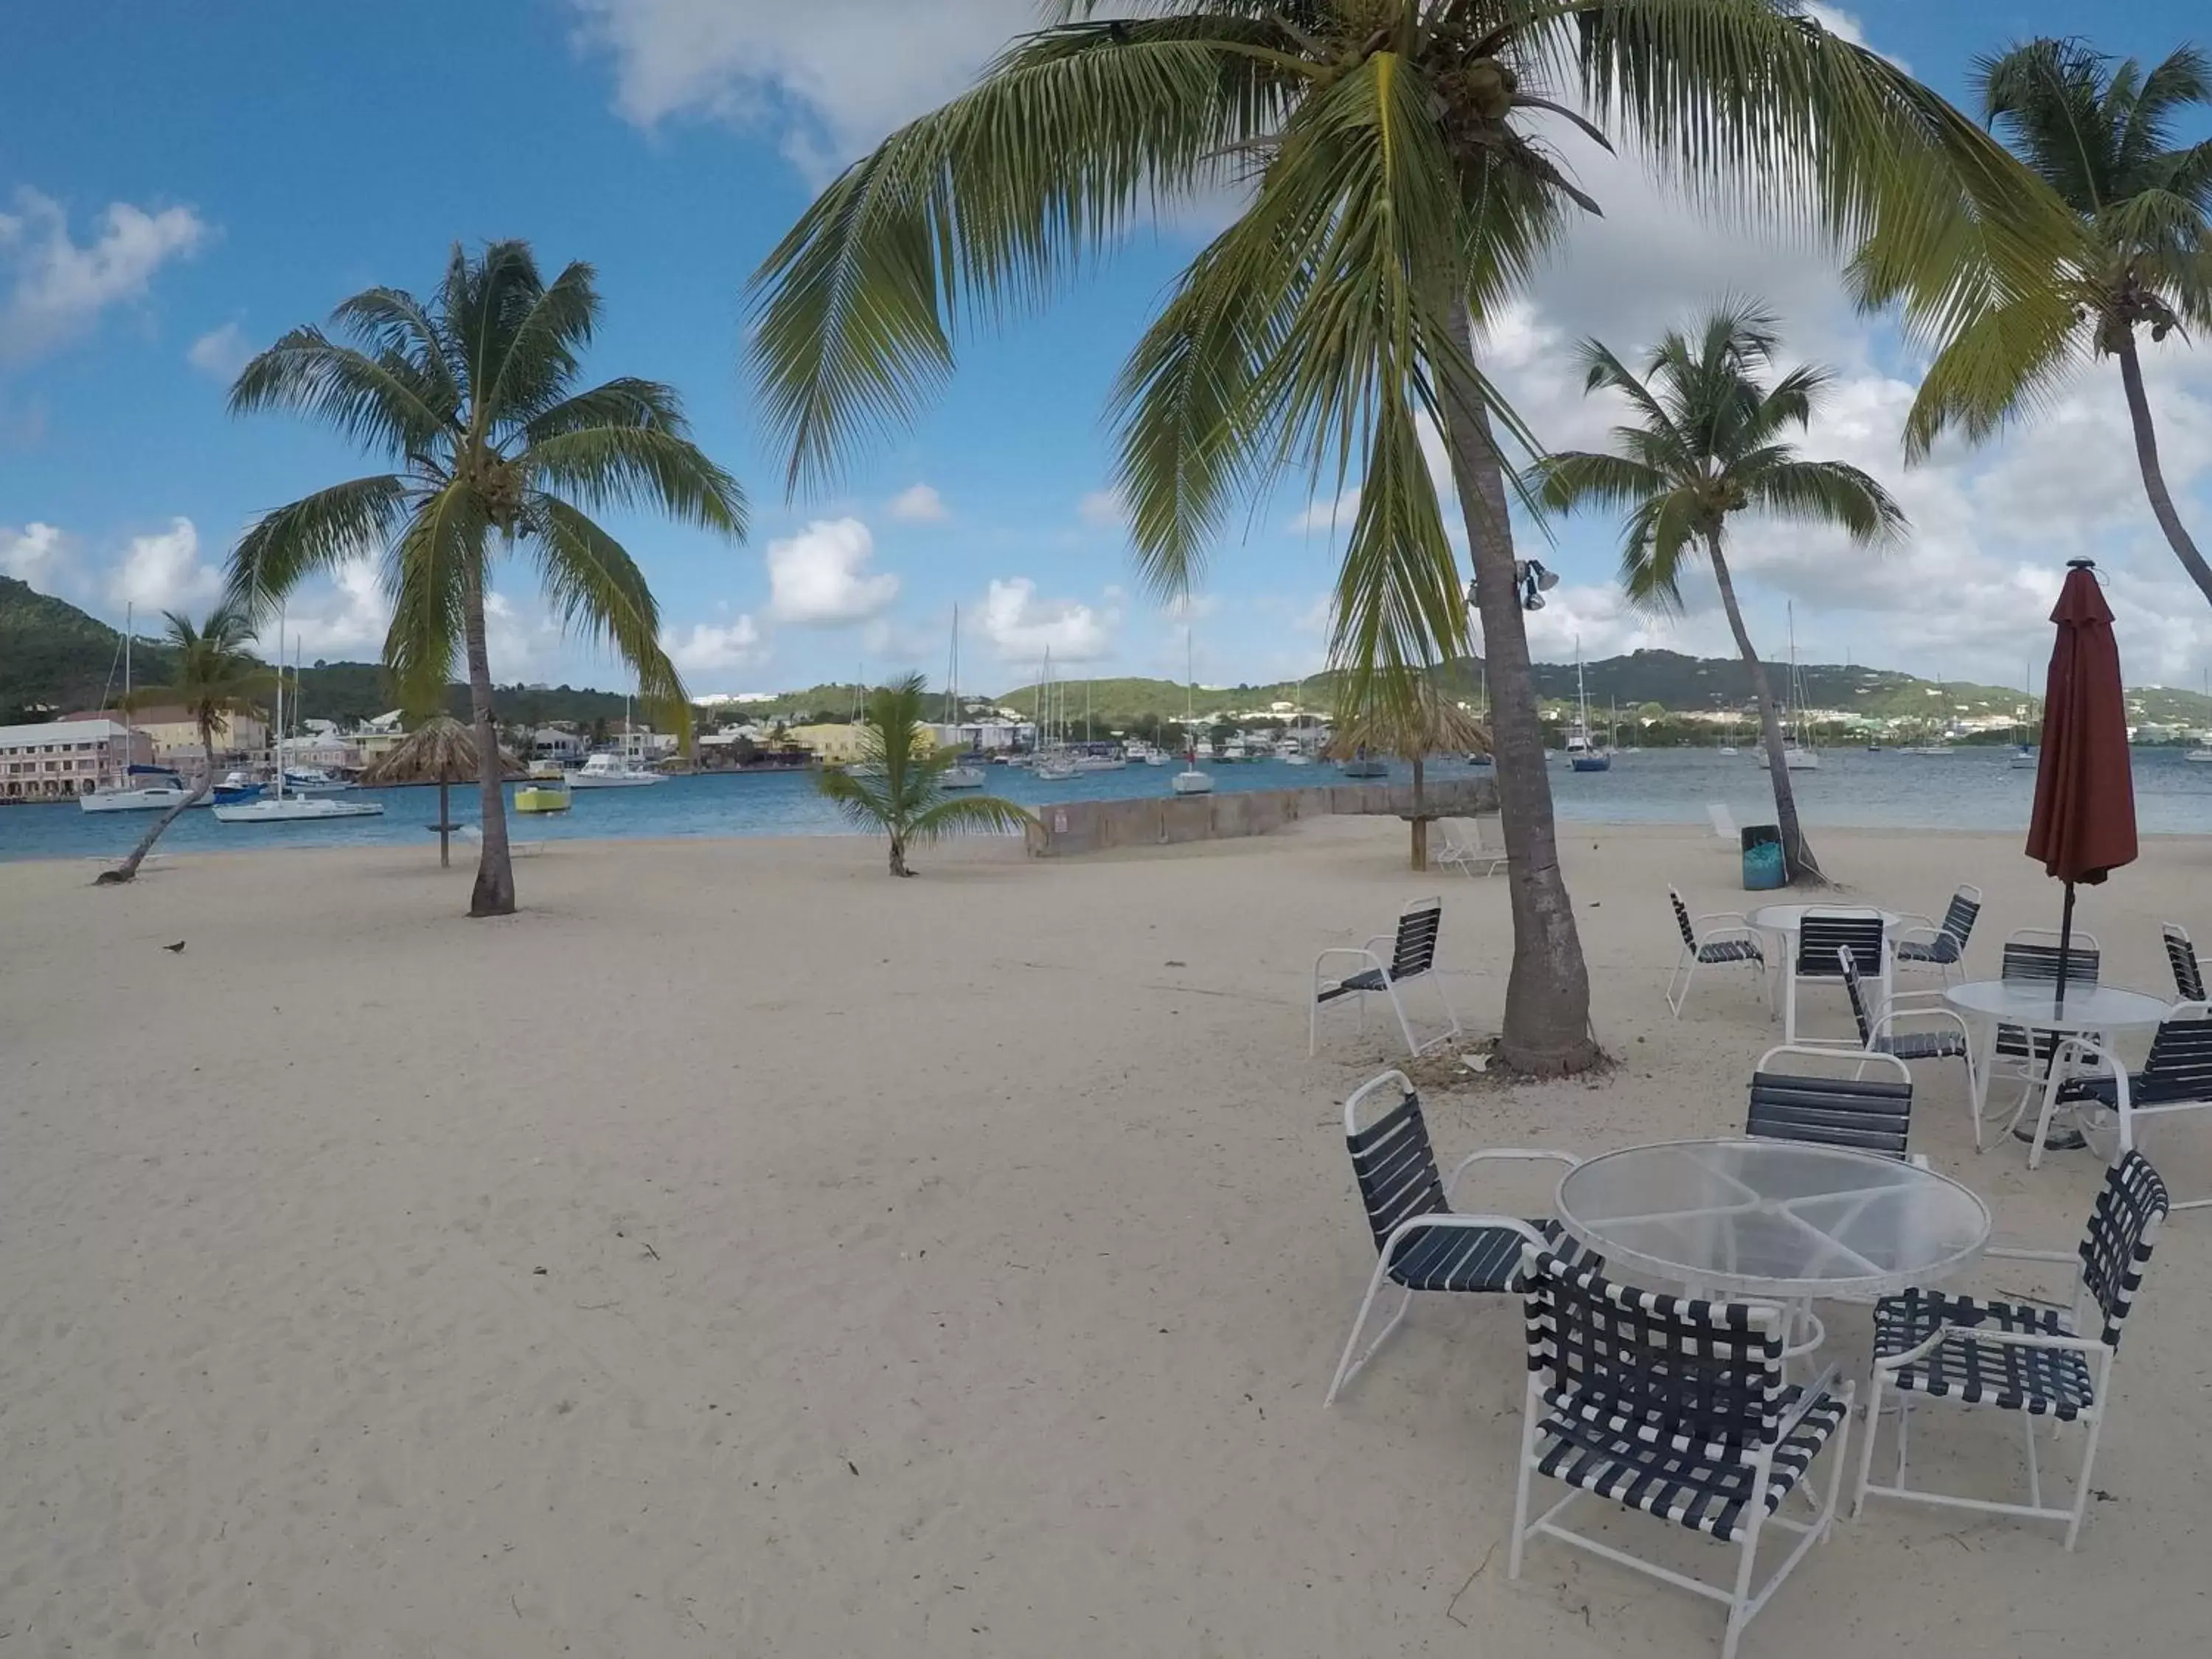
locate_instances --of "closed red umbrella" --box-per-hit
[2025,558,2137,1012]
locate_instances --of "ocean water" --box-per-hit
[3,747,2208,863]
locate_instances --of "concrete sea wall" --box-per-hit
[1022,777,1501,858]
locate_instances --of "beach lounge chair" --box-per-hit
[456,823,546,858]
[1891,884,1981,987]
[1666,887,1766,1017]
[1310,896,1460,1058]
[2027,1008,2212,1197]
[1435,815,1506,878]
[1838,946,1980,1144]
[1325,1072,1582,1404]
[1707,802,1739,844]
[1853,1152,2168,1551]
[2166,922,2205,1004]
[1781,908,1886,1046]
[1510,1248,1854,1659]
[1746,1042,1916,1160]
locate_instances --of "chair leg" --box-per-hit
[1385,984,1422,1058]
[2065,1408,2108,1551]
[1851,1368,1885,1519]
[2022,1413,2042,1513]
[1784,972,1798,1043]
[1508,1377,1541,1581]
[1668,952,1694,1018]
[1961,1048,1983,1151]
[1721,1505,1767,1659]
[1430,973,1463,1048]
[1324,1261,1408,1406]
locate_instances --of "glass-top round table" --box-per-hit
[1555,1138,1991,1301]
[1942,980,2174,1153]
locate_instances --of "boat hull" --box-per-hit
[212,799,386,824]
[1170,771,1214,795]
[80,787,207,813]
[1569,756,1611,773]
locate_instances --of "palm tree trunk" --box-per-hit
[888,832,910,877]
[2115,332,2212,608]
[438,776,451,869]
[464,555,515,917]
[1436,303,1596,1074]
[98,732,214,885]
[1410,754,1427,870]
[1705,534,1823,885]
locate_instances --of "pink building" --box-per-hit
[0,718,156,802]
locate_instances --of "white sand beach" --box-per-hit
[2,819,2208,1657]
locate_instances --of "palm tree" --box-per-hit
[745,1,2073,1074]
[817,675,1037,874]
[1534,302,1904,883]
[1892,38,2212,608]
[96,606,274,886]
[223,240,747,917]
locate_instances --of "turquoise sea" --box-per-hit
[4,746,2208,863]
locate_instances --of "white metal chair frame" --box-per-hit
[1891,883,1983,989]
[1435,815,1506,879]
[1510,1253,1854,1659]
[1325,1071,1579,1404]
[1837,946,1983,1147]
[1310,897,1461,1058]
[1666,888,1766,1018]
[1781,906,1888,1047]
[1851,1154,2168,1551]
[1707,802,1740,845]
[2023,1006,2212,1202]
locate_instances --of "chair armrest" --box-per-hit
[1697,910,1755,929]
[1871,1008,1972,1043]
[1445,1147,1581,1206]
[1379,1211,1550,1260]
[1892,913,1938,933]
[1778,1364,1846,1441]
[1313,946,1386,984]
[1874,1322,2105,1371]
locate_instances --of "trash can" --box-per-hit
[1741,824,1786,891]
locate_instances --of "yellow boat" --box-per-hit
[515,781,571,814]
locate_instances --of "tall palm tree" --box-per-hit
[818,675,1037,874]
[1535,302,1903,882]
[223,240,747,917]
[745,0,2073,1074]
[1890,39,2212,607]
[97,606,275,885]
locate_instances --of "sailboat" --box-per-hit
[2011,663,2040,768]
[1569,639,1611,772]
[566,692,665,786]
[1032,650,1078,781]
[941,607,984,787]
[1467,665,1493,765]
[80,604,210,813]
[1717,709,1739,757]
[215,615,384,822]
[1781,608,1820,770]
[2186,669,2212,762]
[1172,626,1214,795]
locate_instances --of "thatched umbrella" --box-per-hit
[1328,672,1491,871]
[359,714,526,867]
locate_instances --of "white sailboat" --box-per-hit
[80,603,212,813]
[1568,639,1610,772]
[941,607,984,788]
[1172,626,1213,795]
[2185,669,2212,763]
[215,616,384,822]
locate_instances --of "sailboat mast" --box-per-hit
[122,602,133,788]
[272,611,285,802]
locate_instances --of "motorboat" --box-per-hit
[282,766,351,794]
[1171,761,1214,795]
[1717,745,1739,757]
[2010,745,2039,769]
[2184,748,2212,765]
[940,761,987,789]
[515,779,572,813]
[566,751,665,788]
[1784,748,1820,771]
[212,769,264,806]
[1339,757,1388,778]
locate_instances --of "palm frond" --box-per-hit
[383,480,487,717]
[527,425,749,538]
[481,258,599,428]
[1742,457,1907,543]
[903,793,1038,844]
[228,327,458,457]
[226,475,413,621]
[1530,449,1666,513]
[524,494,694,737]
[522,377,688,444]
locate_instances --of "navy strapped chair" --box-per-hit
[2166,922,2205,1005]
[2025,1007,2212,1201]
[1747,1043,1916,1160]
[1854,1152,2168,1550]
[1310,896,1461,1058]
[1892,884,1981,987]
[1783,908,1887,1045]
[1666,886,1766,1018]
[1838,947,1980,1144]
[1511,1250,1854,1659]
[1992,928,2104,1079]
[1326,1071,1581,1405]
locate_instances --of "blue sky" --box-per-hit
[4,1,2210,700]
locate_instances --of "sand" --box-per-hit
[1,818,2208,1658]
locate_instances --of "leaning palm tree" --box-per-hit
[1534,302,1904,883]
[818,675,1037,875]
[1887,38,2212,607]
[746,0,2075,1074]
[224,240,747,917]
[97,606,274,885]
[1326,667,1489,869]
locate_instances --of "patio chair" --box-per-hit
[1666,887,1766,1018]
[1992,928,2103,1082]
[1747,1043,1916,1160]
[1435,815,1506,879]
[1853,1152,2169,1550]
[2025,1008,2212,1199]
[1708,802,1740,844]
[1326,1072,1582,1404]
[2166,922,2205,1005]
[1511,1248,1854,1659]
[1891,884,1981,987]
[456,824,545,858]
[1782,908,1886,1046]
[1838,947,1980,1145]
[1310,896,1461,1058]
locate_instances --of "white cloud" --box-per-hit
[664,615,766,675]
[886,481,947,523]
[0,189,208,363]
[980,577,1116,664]
[104,518,221,614]
[1,521,72,589]
[186,321,254,380]
[569,0,1035,177]
[281,557,391,661]
[1161,593,1220,623]
[1078,487,1127,529]
[765,516,900,625]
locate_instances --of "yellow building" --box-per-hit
[111,705,269,765]
[783,723,938,765]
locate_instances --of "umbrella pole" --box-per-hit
[2053,880,2075,1015]
[439,778,451,869]
[2022,878,2087,1151]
